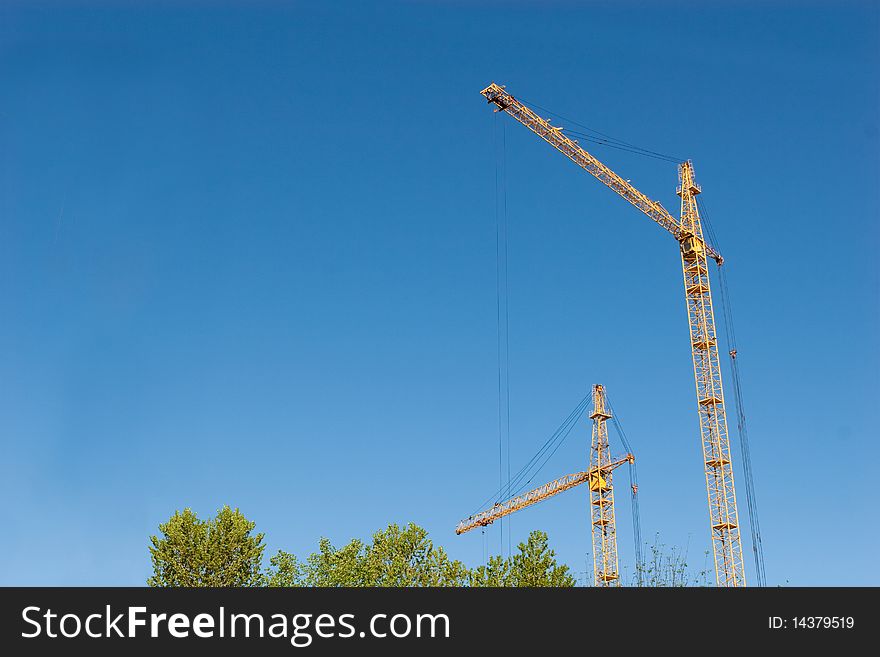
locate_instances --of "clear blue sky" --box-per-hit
[1,1,877,586]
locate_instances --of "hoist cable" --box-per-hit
[606,397,644,586]
[699,197,767,587]
[494,112,512,557]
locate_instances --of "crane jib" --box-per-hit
[480,83,723,265]
[456,453,633,537]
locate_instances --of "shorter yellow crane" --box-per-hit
[457,385,635,587]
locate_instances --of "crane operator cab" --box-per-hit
[680,234,704,262]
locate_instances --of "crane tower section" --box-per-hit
[589,384,620,587]
[678,162,745,587]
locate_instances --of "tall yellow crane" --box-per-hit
[457,384,634,587]
[480,83,745,587]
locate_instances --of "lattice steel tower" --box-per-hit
[678,162,745,586]
[588,384,620,586]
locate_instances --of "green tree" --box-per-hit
[265,550,305,588]
[467,555,510,587]
[302,536,366,587]
[469,530,576,587]
[266,523,470,587]
[148,506,266,587]
[150,510,576,588]
[361,523,469,586]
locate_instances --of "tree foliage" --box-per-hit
[148,508,701,588]
[148,506,265,587]
[469,530,576,587]
[266,523,470,587]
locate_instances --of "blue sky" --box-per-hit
[0,1,877,586]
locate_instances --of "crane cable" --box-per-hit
[606,396,644,586]
[517,95,684,163]
[467,393,592,517]
[504,395,591,499]
[494,113,512,557]
[698,196,767,587]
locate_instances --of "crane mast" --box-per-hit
[589,384,620,586]
[678,162,745,587]
[480,83,746,587]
